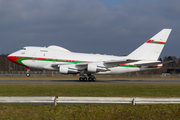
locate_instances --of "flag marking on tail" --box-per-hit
[146,40,166,45]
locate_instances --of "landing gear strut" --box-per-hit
[26,69,30,77]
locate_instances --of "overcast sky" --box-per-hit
[0,0,180,58]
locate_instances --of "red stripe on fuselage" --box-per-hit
[146,40,165,44]
[120,64,137,67]
[7,56,24,66]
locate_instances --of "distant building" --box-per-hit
[167,67,180,74]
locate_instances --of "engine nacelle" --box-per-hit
[87,64,110,73]
[59,66,68,74]
[59,65,79,74]
[87,64,97,73]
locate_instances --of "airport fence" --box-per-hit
[0,71,180,78]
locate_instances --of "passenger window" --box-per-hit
[40,50,48,52]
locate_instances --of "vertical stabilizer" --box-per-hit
[127,29,172,60]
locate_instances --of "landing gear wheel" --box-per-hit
[79,76,88,82]
[88,77,92,81]
[26,69,30,77]
[79,74,96,82]
[87,74,96,82]
[79,77,83,81]
[83,77,87,81]
[26,73,30,77]
[92,77,96,81]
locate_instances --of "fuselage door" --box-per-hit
[32,54,36,62]
[52,56,56,64]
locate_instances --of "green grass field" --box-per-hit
[1,76,180,119]
[0,83,180,97]
[0,104,180,120]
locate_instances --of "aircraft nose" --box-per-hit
[7,54,21,65]
[7,54,24,66]
[7,54,15,62]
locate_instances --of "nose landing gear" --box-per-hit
[26,69,30,77]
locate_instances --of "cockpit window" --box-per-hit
[22,48,26,50]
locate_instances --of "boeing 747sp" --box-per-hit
[8,29,172,81]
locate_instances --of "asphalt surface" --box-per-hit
[0,80,180,84]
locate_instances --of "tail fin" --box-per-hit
[127,29,172,61]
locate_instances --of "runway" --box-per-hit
[0,80,180,84]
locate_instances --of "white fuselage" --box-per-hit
[8,45,161,75]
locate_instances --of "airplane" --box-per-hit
[8,29,172,81]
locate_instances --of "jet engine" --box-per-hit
[59,66,78,74]
[59,66,68,74]
[87,64,109,73]
[87,64,97,73]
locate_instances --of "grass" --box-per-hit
[0,104,180,119]
[1,77,180,119]
[0,83,180,97]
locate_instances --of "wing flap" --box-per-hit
[135,60,172,66]
[104,59,139,65]
[76,63,88,66]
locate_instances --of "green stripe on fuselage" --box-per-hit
[16,58,83,66]
[119,65,141,68]
[151,42,165,45]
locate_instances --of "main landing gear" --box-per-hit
[79,75,96,82]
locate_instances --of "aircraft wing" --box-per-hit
[52,59,140,68]
[104,59,139,66]
[134,60,172,66]
[51,63,73,67]
[76,63,88,66]
[52,60,172,68]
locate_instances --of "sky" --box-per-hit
[0,0,180,59]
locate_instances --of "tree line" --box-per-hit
[0,54,26,72]
[0,54,178,74]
